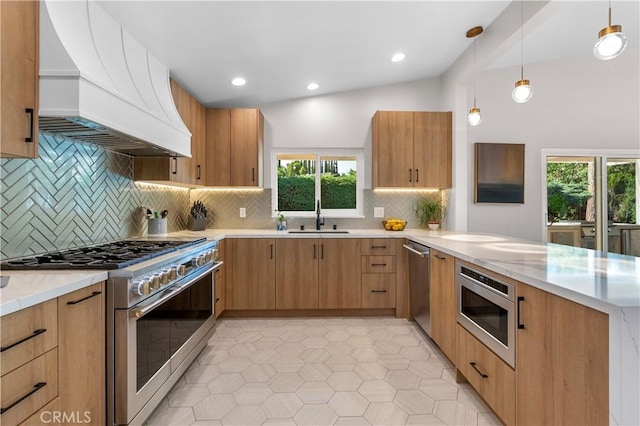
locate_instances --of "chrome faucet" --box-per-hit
[316,200,324,230]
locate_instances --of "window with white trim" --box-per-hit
[272,151,364,218]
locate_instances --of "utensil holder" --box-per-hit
[188,216,207,231]
[148,218,167,235]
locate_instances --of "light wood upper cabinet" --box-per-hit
[429,249,456,364]
[276,239,319,309]
[1,0,39,158]
[372,111,452,188]
[134,79,205,186]
[319,239,362,309]
[413,112,452,188]
[229,238,275,309]
[516,282,608,426]
[206,108,264,187]
[57,282,105,424]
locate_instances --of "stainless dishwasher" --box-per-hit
[403,240,431,336]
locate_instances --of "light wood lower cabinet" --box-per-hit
[0,349,58,426]
[319,239,362,309]
[0,299,57,376]
[276,239,319,309]
[429,249,456,364]
[57,282,105,424]
[361,274,396,308]
[214,240,226,318]
[457,325,515,426]
[0,282,106,425]
[229,238,276,309]
[516,282,608,425]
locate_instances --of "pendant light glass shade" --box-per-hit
[594,22,627,60]
[513,0,532,103]
[512,79,532,103]
[466,26,483,126]
[467,107,482,126]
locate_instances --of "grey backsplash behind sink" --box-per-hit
[190,188,427,231]
[0,134,188,260]
[1,133,431,260]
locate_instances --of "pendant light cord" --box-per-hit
[473,37,477,108]
[520,0,524,80]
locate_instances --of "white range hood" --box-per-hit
[39,0,191,157]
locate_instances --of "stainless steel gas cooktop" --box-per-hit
[0,238,206,270]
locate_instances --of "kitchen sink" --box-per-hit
[288,230,350,234]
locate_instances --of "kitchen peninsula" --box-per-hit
[1,229,638,425]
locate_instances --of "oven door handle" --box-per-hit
[132,262,219,319]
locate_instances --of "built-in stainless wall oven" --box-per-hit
[456,262,516,368]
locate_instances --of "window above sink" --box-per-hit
[271,150,364,218]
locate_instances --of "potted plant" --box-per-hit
[415,194,448,230]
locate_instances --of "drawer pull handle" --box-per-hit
[215,298,220,303]
[409,169,412,183]
[434,254,446,260]
[25,108,34,142]
[0,329,46,352]
[371,245,387,249]
[371,263,387,267]
[172,157,178,175]
[0,382,47,414]
[67,291,102,305]
[196,165,202,180]
[470,362,488,378]
[371,290,387,293]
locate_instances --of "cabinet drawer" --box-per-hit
[362,255,396,273]
[0,349,58,426]
[361,239,396,255]
[1,299,57,375]
[456,325,515,426]
[20,397,60,425]
[362,274,396,308]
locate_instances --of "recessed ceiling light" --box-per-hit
[391,52,406,62]
[231,77,246,87]
[306,82,319,91]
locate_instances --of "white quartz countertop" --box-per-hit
[2,228,639,316]
[163,228,640,312]
[0,270,108,316]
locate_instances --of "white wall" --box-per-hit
[260,78,443,188]
[465,47,640,241]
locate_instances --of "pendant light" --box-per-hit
[467,26,483,126]
[594,0,627,60]
[512,0,532,103]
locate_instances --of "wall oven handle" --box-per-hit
[469,362,488,378]
[403,244,428,257]
[132,263,219,319]
[517,296,525,329]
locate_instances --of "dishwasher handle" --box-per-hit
[403,244,429,257]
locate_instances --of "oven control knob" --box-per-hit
[134,280,151,296]
[204,250,213,262]
[178,265,187,276]
[159,270,169,286]
[196,255,206,267]
[169,267,178,280]
[151,274,161,290]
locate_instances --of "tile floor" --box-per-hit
[146,317,502,425]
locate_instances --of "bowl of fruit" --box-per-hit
[382,219,407,231]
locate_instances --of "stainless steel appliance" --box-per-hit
[580,221,621,253]
[1,238,221,426]
[456,263,516,368]
[403,240,431,336]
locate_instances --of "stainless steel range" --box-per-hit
[1,238,221,426]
